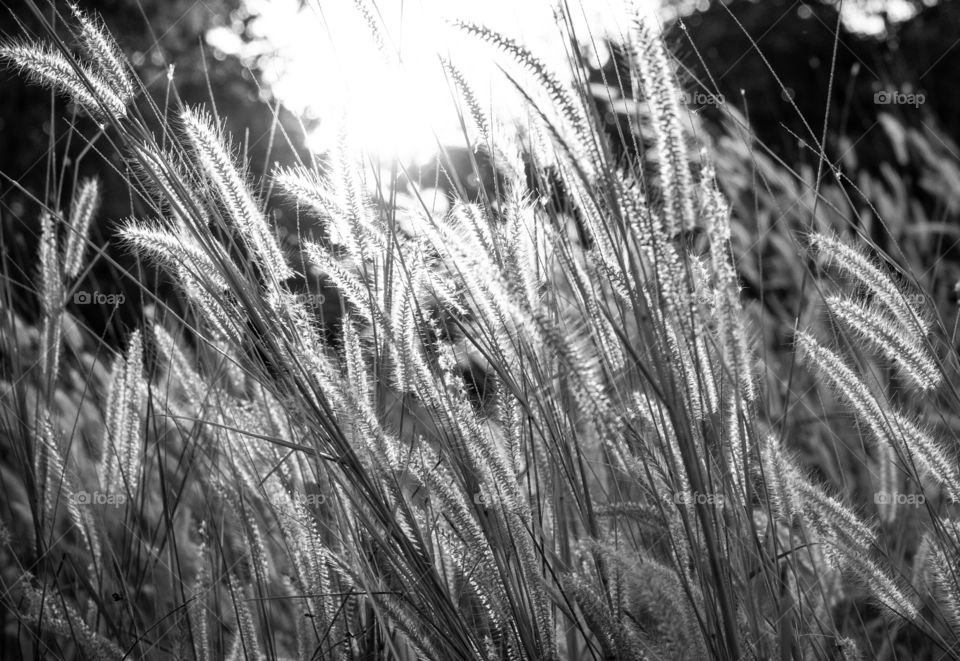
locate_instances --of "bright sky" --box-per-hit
[208,0,659,165]
[206,0,922,165]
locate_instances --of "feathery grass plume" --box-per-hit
[876,440,900,524]
[452,21,597,171]
[341,313,369,404]
[413,258,468,319]
[492,380,524,482]
[588,244,637,310]
[724,390,749,491]
[631,390,695,499]
[794,330,890,446]
[35,412,98,562]
[563,540,708,659]
[273,165,336,217]
[437,351,523,508]
[334,130,388,263]
[33,413,60,508]
[38,210,63,385]
[390,267,437,397]
[912,532,937,595]
[0,40,128,118]
[621,553,707,659]
[661,323,710,421]
[410,450,487,552]
[759,436,803,528]
[917,528,960,633]
[889,411,960,503]
[334,368,406,468]
[38,210,61,318]
[554,151,618,256]
[418,197,613,433]
[275,163,387,262]
[704,177,757,400]
[811,232,931,333]
[760,434,884,606]
[509,517,554,655]
[21,582,124,660]
[226,578,261,660]
[453,202,498,264]
[487,115,528,184]
[835,636,864,661]
[68,3,135,101]
[152,323,207,404]
[177,264,242,342]
[629,17,695,235]
[636,233,688,330]
[352,0,394,62]
[63,177,100,279]
[504,197,546,310]
[239,500,270,583]
[844,552,919,622]
[410,203,504,297]
[388,275,415,393]
[100,331,144,497]
[931,562,960,635]
[550,246,625,385]
[129,142,211,226]
[119,221,230,291]
[789,475,877,556]
[376,591,447,660]
[303,241,382,328]
[825,294,940,392]
[441,58,491,145]
[797,330,960,500]
[268,496,328,659]
[560,571,633,659]
[180,108,293,282]
[189,532,212,661]
[694,331,720,414]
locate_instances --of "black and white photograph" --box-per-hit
[1,0,959,658]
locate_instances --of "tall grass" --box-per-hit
[2,1,960,659]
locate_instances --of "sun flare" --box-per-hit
[208,0,647,166]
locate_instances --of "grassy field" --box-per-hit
[2,1,960,659]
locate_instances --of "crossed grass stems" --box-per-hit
[1,1,960,659]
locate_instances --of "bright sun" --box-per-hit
[208,0,647,166]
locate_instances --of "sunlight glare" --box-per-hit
[212,0,654,166]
